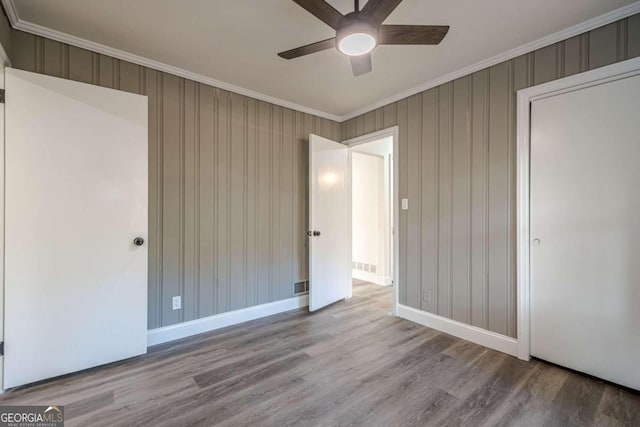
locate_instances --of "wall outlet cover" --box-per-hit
[172,296,181,310]
[423,290,432,303]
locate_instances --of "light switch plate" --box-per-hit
[401,199,409,210]
[172,296,181,310]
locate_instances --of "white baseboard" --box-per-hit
[352,270,392,286]
[396,304,518,357]
[147,295,309,346]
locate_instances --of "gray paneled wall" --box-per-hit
[342,15,640,338]
[6,14,640,337]
[10,30,340,329]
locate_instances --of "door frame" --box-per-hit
[343,126,399,316]
[516,56,640,361]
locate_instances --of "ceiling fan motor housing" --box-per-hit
[336,12,379,56]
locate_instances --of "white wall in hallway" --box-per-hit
[352,137,392,286]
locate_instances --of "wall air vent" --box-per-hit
[294,281,309,295]
[353,261,377,274]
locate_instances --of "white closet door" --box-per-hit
[4,68,148,388]
[530,73,640,390]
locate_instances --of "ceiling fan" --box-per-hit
[278,0,450,76]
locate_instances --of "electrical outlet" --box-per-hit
[172,296,181,310]
[423,290,432,303]
[402,199,409,210]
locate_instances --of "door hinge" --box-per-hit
[0,89,5,103]
[0,341,3,355]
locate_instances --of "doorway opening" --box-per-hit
[345,127,399,316]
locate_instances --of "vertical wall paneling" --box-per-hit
[246,99,258,308]
[563,36,582,77]
[405,94,422,309]
[161,74,181,326]
[182,80,197,321]
[198,84,215,319]
[533,44,558,85]
[629,15,640,57]
[436,83,452,318]
[451,76,471,324]
[420,89,437,314]
[68,46,92,84]
[396,99,408,305]
[145,68,160,328]
[10,32,339,328]
[281,108,294,301]
[217,89,230,315]
[470,70,488,330]
[340,15,640,338]
[589,22,620,69]
[229,93,246,311]
[9,15,639,334]
[487,62,509,336]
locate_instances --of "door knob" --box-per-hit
[313,231,321,237]
[133,237,145,246]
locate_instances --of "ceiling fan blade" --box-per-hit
[379,25,450,45]
[292,0,344,29]
[351,54,372,76]
[359,0,403,25]
[278,38,336,59]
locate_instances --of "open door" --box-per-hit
[309,134,350,311]
[3,68,148,388]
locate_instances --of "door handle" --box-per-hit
[313,231,321,237]
[133,237,145,246]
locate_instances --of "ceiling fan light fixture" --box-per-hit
[336,16,378,56]
[338,33,377,56]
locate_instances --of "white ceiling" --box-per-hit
[9,0,637,118]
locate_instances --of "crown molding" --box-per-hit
[1,0,342,122]
[340,1,640,121]
[3,0,640,123]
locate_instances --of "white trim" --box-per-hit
[0,64,5,393]
[340,1,640,121]
[397,304,518,357]
[343,126,399,316]
[352,270,392,286]
[0,0,339,122]
[0,42,10,67]
[515,56,640,361]
[3,0,638,122]
[147,295,309,346]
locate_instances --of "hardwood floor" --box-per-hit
[1,281,638,426]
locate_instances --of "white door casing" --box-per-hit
[517,57,640,390]
[309,134,350,311]
[343,127,399,316]
[4,68,148,388]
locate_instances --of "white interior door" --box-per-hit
[4,68,148,388]
[530,73,640,390]
[309,134,350,311]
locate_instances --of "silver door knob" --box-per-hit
[533,238,541,245]
[133,237,145,246]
